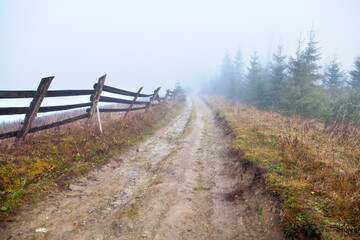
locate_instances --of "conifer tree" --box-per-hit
[323,56,345,99]
[261,64,272,110]
[219,51,234,97]
[233,49,245,100]
[228,75,236,100]
[346,55,360,124]
[349,55,360,90]
[287,31,322,116]
[246,51,266,108]
[269,45,287,110]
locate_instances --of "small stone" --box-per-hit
[69,184,83,191]
[129,180,136,186]
[35,228,48,233]
[164,168,176,175]
[104,229,111,235]
[87,206,97,214]
[73,220,80,227]
[127,223,134,232]
[110,200,124,206]
[202,185,210,190]
[145,163,152,171]
[67,192,85,198]
[124,171,138,177]
[136,148,145,152]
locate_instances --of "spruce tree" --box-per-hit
[287,31,322,116]
[261,64,272,110]
[269,45,287,110]
[349,55,360,90]
[346,55,360,124]
[219,51,234,97]
[228,75,236,100]
[246,51,266,108]
[323,56,345,99]
[233,49,245,100]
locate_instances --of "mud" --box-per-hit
[1,98,284,240]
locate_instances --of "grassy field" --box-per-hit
[204,96,360,240]
[0,102,182,219]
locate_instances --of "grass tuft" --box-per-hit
[204,95,360,240]
[0,102,182,219]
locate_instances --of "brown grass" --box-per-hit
[0,102,182,219]
[203,95,360,240]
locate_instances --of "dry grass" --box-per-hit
[0,102,182,219]
[204,95,360,240]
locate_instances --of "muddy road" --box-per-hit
[2,98,284,240]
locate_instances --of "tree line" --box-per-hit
[204,31,360,126]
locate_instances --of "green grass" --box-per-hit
[204,95,360,240]
[0,101,183,219]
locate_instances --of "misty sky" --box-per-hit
[1,0,360,122]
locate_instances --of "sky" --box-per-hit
[0,0,360,121]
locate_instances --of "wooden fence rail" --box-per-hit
[94,84,154,98]
[0,89,94,99]
[0,75,175,144]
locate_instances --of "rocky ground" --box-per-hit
[1,98,284,240]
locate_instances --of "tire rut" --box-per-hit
[2,98,284,240]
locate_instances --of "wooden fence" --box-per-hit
[0,75,175,145]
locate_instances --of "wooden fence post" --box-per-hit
[123,86,143,120]
[163,89,170,103]
[88,75,106,127]
[146,87,161,112]
[14,76,54,146]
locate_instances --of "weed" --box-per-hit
[0,101,183,219]
[119,203,139,218]
[153,180,163,185]
[204,95,360,239]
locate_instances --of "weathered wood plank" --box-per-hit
[14,77,54,146]
[0,89,93,99]
[163,89,170,102]
[146,87,161,112]
[95,95,148,105]
[94,84,153,98]
[124,87,143,119]
[0,113,89,140]
[0,131,18,140]
[0,102,91,115]
[91,106,147,113]
[87,75,106,126]
[28,114,88,133]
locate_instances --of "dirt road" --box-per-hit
[2,98,284,240]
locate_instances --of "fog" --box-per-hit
[1,0,360,122]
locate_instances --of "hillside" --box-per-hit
[1,98,286,240]
[0,101,181,219]
[204,95,360,239]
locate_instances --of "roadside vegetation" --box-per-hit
[204,96,359,239]
[204,31,360,129]
[0,101,183,219]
